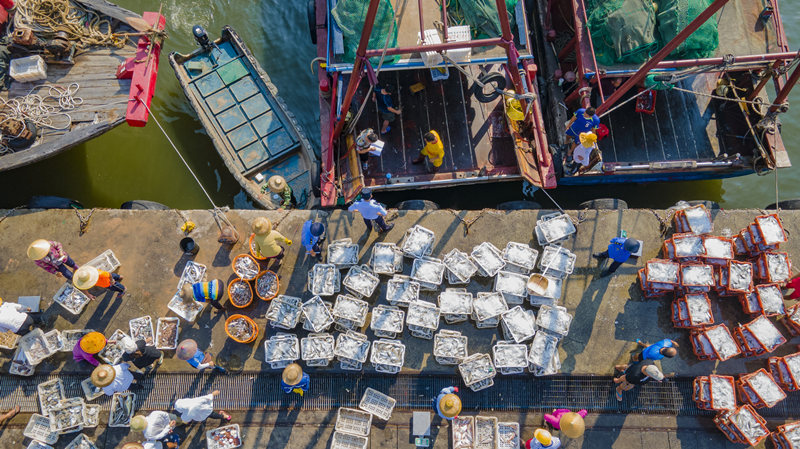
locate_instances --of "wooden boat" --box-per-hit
[169,26,319,210]
[0,0,161,172]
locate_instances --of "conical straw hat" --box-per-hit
[268,175,287,193]
[438,394,461,418]
[130,415,148,432]
[27,239,51,260]
[282,363,303,385]
[91,364,116,387]
[559,412,586,438]
[252,217,272,235]
[73,266,100,290]
[80,332,107,354]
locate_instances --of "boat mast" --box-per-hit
[495,0,525,96]
[595,0,730,115]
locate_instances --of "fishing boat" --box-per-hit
[169,26,319,210]
[0,0,165,172]
[310,0,553,206]
[529,0,795,184]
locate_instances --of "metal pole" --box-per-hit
[364,37,504,58]
[495,0,525,94]
[417,0,426,43]
[768,61,800,113]
[747,60,782,102]
[558,35,577,60]
[331,0,382,140]
[596,0,730,115]
[441,0,449,41]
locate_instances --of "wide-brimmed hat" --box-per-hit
[559,412,586,438]
[310,222,325,237]
[27,239,51,260]
[130,415,148,432]
[268,175,287,193]
[534,429,552,445]
[438,393,461,418]
[80,332,107,354]
[73,266,100,290]
[644,364,664,381]
[180,283,195,303]
[91,364,116,388]
[252,217,272,235]
[282,363,303,385]
[624,238,641,253]
[176,339,198,360]
[121,443,144,449]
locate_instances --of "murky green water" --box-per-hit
[0,0,798,210]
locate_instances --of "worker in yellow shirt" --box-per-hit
[252,218,292,265]
[412,130,444,173]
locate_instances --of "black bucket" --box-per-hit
[180,237,199,255]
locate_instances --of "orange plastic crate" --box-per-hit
[736,368,786,409]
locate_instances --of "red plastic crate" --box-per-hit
[770,420,800,449]
[702,236,734,265]
[714,405,769,446]
[756,252,791,284]
[726,260,754,294]
[733,315,786,357]
[783,304,800,336]
[754,214,788,246]
[769,352,800,391]
[694,375,736,411]
[672,294,713,328]
[755,283,786,316]
[736,368,786,409]
[690,324,741,361]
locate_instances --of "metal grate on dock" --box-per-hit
[3,372,798,417]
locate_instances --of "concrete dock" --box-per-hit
[0,208,797,448]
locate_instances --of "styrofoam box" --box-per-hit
[10,55,47,83]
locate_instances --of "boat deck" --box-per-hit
[342,66,519,189]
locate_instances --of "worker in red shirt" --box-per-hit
[785,275,800,299]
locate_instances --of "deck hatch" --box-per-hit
[228,123,258,150]
[206,89,236,114]
[230,76,260,102]
[194,71,225,97]
[240,94,271,120]
[216,105,247,132]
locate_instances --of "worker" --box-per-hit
[633,338,679,362]
[525,429,561,449]
[567,132,600,175]
[92,363,135,396]
[613,359,665,401]
[266,175,295,209]
[176,338,227,373]
[27,239,80,281]
[251,217,292,264]
[592,237,640,277]
[544,410,586,438]
[564,107,600,154]
[73,265,126,297]
[280,363,310,396]
[355,128,383,172]
[373,84,401,134]
[180,280,225,312]
[72,331,106,367]
[131,411,177,446]
[347,188,394,233]
[784,274,800,299]
[174,390,231,424]
[412,130,444,173]
[0,298,43,336]
[300,220,326,259]
[122,338,164,374]
[434,386,460,421]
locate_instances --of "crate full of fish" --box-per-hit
[27,440,54,449]
[539,245,576,278]
[25,414,58,445]
[330,431,368,449]
[155,318,179,350]
[536,305,572,337]
[472,242,506,277]
[472,292,508,328]
[343,265,380,298]
[0,329,19,350]
[64,434,98,449]
[37,379,65,417]
[358,387,396,421]
[769,421,800,449]
[327,238,360,268]
[207,424,242,449]
[679,263,715,292]
[643,259,680,290]
[493,341,529,374]
[535,212,576,245]
[264,333,300,369]
[443,248,478,284]
[82,404,100,428]
[769,352,800,391]
[664,233,706,260]
[370,339,405,373]
[497,422,520,449]
[501,306,537,343]
[691,324,741,361]
[406,300,441,339]
[673,204,713,235]
[474,416,499,449]
[335,331,370,369]
[746,284,786,316]
[385,275,419,307]
[433,330,468,365]
[336,407,372,437]
[20,328,57,365]
[370,243,403,275]
[737,368,786,409]
[53,283,91,315]
[494,270,528,305]
[734,315,786,357]
[58,330,91,354]
[529,274,562,307]
[302,296,335,333]
[176,260,207,293]
[410,256,446,290]
[693,374,736,411]
[48,397,85,433]
[531,345,562,376]
[786,304,800,336]
[702,236,734,265]
[129,316,154,346]
[726,260,754,293]
[459,353,496,392]
[754,214,788,246]
[671,294,714,328]
[401,225,435,258]
[528,331,560,371]
[43,329,63,353]
[109,392,135,427]
[452,416,475,449]
[755,252,791,283]
[502,242,538,273]
[714,405,768,446]
[369,305,405,338]
[332,294,369,330]
[308,263,340,297]
[266,295,302,330]
[10,347,34,376]
[168,293,205,323]
[80,378,103,402]
[438,289,473,324]
[301,333,335,367]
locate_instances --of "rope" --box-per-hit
[0,205,25,226]
[73,207,94,235]
[13,0,125,48]
[0,83,83,154]
[668,85,778,107]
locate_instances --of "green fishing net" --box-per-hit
[332,0,399,65]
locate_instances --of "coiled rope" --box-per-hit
[0,83,82,154]
[13,0,125,48]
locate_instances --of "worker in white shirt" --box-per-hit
[0,298,43,335]
[347,188,394,233]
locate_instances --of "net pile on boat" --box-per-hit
[713,404,769,446]
[733,315,786,357]
[768,351,800,391]
[672,293,714,328]
[736,368,786,409]
[691,324,741,361]
[693,374,736,411]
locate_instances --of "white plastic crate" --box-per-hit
[176,260,206,294]
[264,333,300,369]
[301,333,335,367]
[10,55,47,83]
[497,422,521,449]
[443,248,478,284]
[385,275,419,307]
[419,29,444,67]
[64,434,97,449]
[331,431,368,449]
[493,341,529,374]
[24,414,58,445]
[266,295,302,330]
[85,249,120,273]
[445,26,472,63]
[327,239,360,269]
[401,225,435,259]
[37,378,64,417]
[359,387,396,421]
[410,256,445,290]
[452,416,475,449]
[206,424,243,449]
[308,263,341,297]
[335,330,370,366]
[336,407,372,437]
[433,330,469,365]
[302,296,335,332]
[109,392,136,428]
[343,265,380,298]
[502,242,538,273]
[370,243,403,275]
[369,305,405,338]
[370,339,405,373]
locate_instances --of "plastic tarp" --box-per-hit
[332,0,399,65]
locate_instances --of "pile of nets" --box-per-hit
[446,0,519,39]
[332,0,398,65]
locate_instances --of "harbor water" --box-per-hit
[0,0,798,210]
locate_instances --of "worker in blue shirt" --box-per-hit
[176,339,226,373]
[347,188,394,233]
[373,84,401,134]
[300,220,326,259]
[281,363,310,396]
[593,237,639,277]
[565,107,600,155]
[633,338,679,361]
[434,386,460,420]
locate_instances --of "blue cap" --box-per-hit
[623,238,640,253]
[361,188,372,199]
[310,222,325,236]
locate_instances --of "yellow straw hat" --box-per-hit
[438,393,461,418]
[73,266,100,290]
[534,429,552,446]
[121,443,145,449]
[130,415,148,432]
[268,175,287,193]
[91,364,116,388]
[80,332,107,354]
[282,363,303,385]
[252,217,272,235]
[27,239,51,260]
[579,132,597,146]
[559,412,586,438]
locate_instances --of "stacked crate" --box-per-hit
[769,352,800,391]
[638,259,680,299]
[673,205,713,235]
[714,405,769,446]
[770,421,800,449]
[736,368,787,409]
[732,315,786,357]
[755,251,792,284]
[672,293,714,328]
[693,374,736,411]
[690,324,741,361]
[783,304,800,336]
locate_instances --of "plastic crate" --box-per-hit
[308,263,341,297]
[770,421,800,449]
[690,324,741,361]
[129,315,154,346]
[493,341,529,374]
[176,260,207,293]
[472,242,506,277]
[264,333,300,369]
[331,431,368,449]
[418,28,444,67]
[20,328,56,365]
[452,416,475,449]
[737,368,786,408]
[769,352,800,391]
[445,25,472,62]
[359,387,395,421]
[672,294,713,328]
[266,295,302,330]
[80,377,103,401]
[754,283,786,316]
[756,252,791,284]
[401,225,435,259]
[155,317,180,350]
[385,275,420,308]
[433,330,468,365]
[335,407,372,437]
[369,243,403,275]
[37,378,65,416]
[64,434,98,449]
[82,404,100,428]
[24,414,58,445]
[459,353,496,391]
[206,424,242,449]
[475,416,499,449]
[784,304,800,336]
[726,260,753,293]
[734,315,786,357]
[334,331,370,365]
[693,375,736,410]
[343,265,380,298]
[406,300,441,339]
[714,405,769,446]
[497,422,520,449]
[10,55,47,82]
[502,242,538,273]
[47,397,85,433]
[369,305,404,338]
[443,248,478,284]
[410,256,445,291]
[754,214,787,245]
[109,392,136,428]
[26,441,54,449]
[301,333,335,366]
[673,205,712,235]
